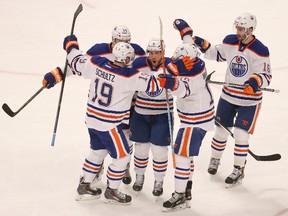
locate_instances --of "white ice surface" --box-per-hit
[0,0,288,215]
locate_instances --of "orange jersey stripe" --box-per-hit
[136,100,173,107]
[87,107,128,119]
[179,110,214,121]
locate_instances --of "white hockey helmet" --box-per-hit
[234,13,257,33]
[112,25,131,43]
[146,38,165,53]
[112,42,135,66]
[173,43,200,59]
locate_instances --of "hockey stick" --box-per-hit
[159,16,173,149]
[159,17,176,168]
[2,85,46,117]
[206,71,280,93]
[214,117,281,161]
[51,4,83,146]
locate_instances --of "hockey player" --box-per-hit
[129,38,173,197]
[86,25,146,185]
[157,43,215,211]
[175,14,272,186]
[87,25,145,61]
[42,35,161,205]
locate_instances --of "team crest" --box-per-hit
[229,56,248,77]
[146,88,163,97]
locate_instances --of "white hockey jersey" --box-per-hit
[66,49,160,131]
[204,34,272,106]
[171,58,215,131]
[132,57,173,115]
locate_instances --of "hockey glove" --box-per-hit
[167,56,195,76]
[167,62,179,76]
[42,67,64,89]
[180,56,195,71]
[244,74,262,94]
[173,19,193,39]
[63,35,79,54]
[157,74,179,90]
[193,36,211,53]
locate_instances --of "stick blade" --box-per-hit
[258,153,281,161]
[75,4,83,17]
[249,150,281,161]
[2,103,16,117]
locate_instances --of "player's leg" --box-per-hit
[130,112,151,192]
[163,127,206,211]
[225,103,261,186]
[76,128,107,201]
[100,125,132,205]
[209,98,234,175]
[150,113,170,197]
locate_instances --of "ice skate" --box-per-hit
[185,180,192,208]
[152,180,163,199]
[104,187,132,205]
[122,162,132,185]
[132,174,144,195]
[208,157,220,175]
[162,192,186,212]
[75,177,102,201]
[225,165,245,188]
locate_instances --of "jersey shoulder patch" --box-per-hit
[130,43,146,56]
[86,43,112,56]
[223,34,239,45]
[91,56,139,78]
[248,39,269,57]
[132,56,148,69]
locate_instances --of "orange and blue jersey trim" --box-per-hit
[86,103,130,124]
[178,106,215,125]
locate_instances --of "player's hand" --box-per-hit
[181,56,195,71]
[173,19,193,39]
[193,36,211,53]
[167,56,195,76]
[42,67,63,89]
[63,35,79,54]
[167,62,179,76]
[244,75,262,94]
[157,74,179,90]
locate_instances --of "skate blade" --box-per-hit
[75,194,101,201]
[162,203,186,212]
[104,199,131,206]
[225,179,243,189]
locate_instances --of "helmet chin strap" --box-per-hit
[242,28,252,43]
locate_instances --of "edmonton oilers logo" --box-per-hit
[146,88,163,97]
[229,56,248,77]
